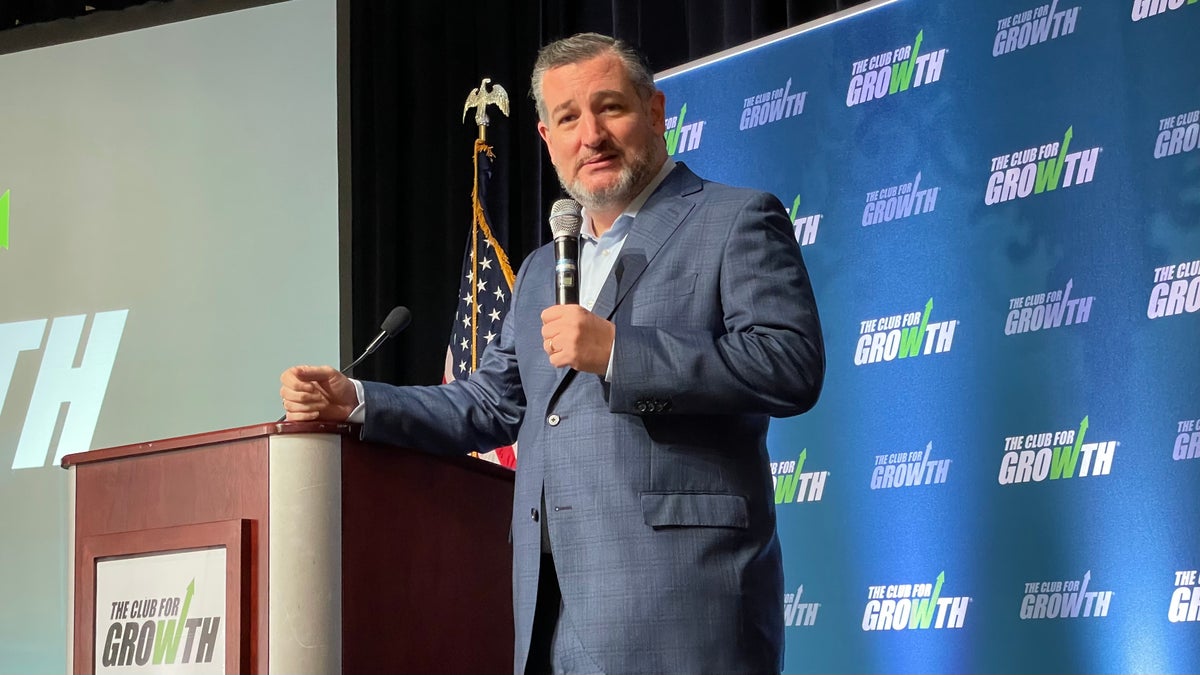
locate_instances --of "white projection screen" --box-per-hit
[0,0,342,670]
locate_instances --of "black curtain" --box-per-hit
[0,0,866,386]
[350,0,868,387]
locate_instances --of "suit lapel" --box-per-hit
[547,163,701,405]
[592,163,701,321]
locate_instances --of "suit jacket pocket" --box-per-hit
[641,491,749,529]
[630,272,698,308]
[630,273,699,328]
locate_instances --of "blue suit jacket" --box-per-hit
[363,163,825,674]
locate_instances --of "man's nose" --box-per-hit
[579,112,608,147]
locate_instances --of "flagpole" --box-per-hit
[457,79,518,468]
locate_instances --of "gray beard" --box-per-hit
[559,148,657,214]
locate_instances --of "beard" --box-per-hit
[558,142,658,214]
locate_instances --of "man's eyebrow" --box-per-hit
[550,100,577,116]
[550,89,628,116]
[590,89,625,101]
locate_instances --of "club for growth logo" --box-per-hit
[1020,571,1114,619]
[985,127,1101,205]
[998,416,1118,485]
[862,572,971,631]
[854,299,958,366]
[740,79,806,131]
[101,580,222,668]
[846,31,947,107]
[993,0,1080,57]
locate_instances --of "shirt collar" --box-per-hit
[580,158,677,241]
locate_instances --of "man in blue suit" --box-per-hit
[281,32,824,675]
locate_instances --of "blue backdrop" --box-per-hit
[655,0,1200,671]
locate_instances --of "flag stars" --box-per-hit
[449,221,510,388]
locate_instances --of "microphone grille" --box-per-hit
[548,198,582,238]
[381,306,412,335]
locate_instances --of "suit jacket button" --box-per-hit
[547,414,560,426]
[530,507,539,522]
[636,401,648,413]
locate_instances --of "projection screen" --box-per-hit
[0,0,341,671]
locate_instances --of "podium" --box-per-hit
[62,422,515,674]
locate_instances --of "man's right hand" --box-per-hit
[279,365,358,422]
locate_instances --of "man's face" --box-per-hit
[537,52,667,215]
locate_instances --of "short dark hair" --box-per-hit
[530,32,656,123]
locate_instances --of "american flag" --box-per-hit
[444,139,517,468]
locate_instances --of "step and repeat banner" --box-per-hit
[656,0,1199,672]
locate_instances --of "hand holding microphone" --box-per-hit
[541,199,616,375]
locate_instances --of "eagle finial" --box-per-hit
[463,78,510,140]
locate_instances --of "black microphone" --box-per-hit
[342,305,412,374]
[549,198,582,305]
[278,305,411,422]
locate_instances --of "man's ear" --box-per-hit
[649,90,667,134]
[537,120,550,145]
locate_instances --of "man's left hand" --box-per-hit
[540,304,615,375]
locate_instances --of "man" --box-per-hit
[281,33,824,675]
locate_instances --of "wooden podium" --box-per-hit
[62,422,515,674]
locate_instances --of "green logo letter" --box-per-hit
[0,190,9,249]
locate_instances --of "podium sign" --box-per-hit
[95,548,227,674]
[80,519,250,674]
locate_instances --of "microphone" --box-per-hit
[342,305,412,374]
[278,305,411,422]
[549,198,582,305]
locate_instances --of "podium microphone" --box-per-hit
[549,198,582,305]
[278,305,411,422]
[342,305,412,374]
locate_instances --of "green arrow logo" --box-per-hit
[1,190,9,249]
[153,579,195,664]
[665,104,687,156]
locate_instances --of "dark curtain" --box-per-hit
[351,0,868,387]
[0,0,867,386]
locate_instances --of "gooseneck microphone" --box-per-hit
[549,198,583,305]
[278,305,411,422]
[342,305,412,374]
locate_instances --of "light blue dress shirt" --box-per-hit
[582,158,677,380]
